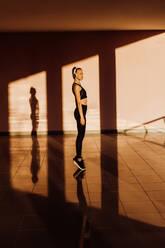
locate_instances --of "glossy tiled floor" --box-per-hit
[1,132,165,247]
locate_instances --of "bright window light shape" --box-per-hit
[8,71,47,135]
[116,32,165,132]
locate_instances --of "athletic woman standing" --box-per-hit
[72,67,87,170]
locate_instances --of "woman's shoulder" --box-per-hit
[72,82,82,89]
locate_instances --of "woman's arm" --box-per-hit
[74,85,85,125]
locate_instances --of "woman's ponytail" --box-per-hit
[72,67,77,79]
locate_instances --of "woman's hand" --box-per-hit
[80,117,85,126]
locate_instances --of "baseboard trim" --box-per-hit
[0,129,118,136]
[2,128,164,136]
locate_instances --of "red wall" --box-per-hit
[0,31,162,133]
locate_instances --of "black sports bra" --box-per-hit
[72,82,87,100]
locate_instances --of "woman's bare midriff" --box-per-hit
[81,98,87,105]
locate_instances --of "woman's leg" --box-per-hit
[76,119,86,158]
[74,106,87,159]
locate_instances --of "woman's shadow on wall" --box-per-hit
[29,87,39,136]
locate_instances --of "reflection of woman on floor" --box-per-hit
[72,67,87,171]
[31,135,40,183]
[73,169,91,247]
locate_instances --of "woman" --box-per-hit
[72,67,87,170]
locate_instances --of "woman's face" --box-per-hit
[76,69,83,81]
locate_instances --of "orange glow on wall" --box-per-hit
[61,55,100,133]
[8,71,47,135]
[116,32,165,132]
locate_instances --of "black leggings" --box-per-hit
[74,105,87,158]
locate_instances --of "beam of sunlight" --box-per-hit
[116,32,165,226]
[61,55,100,133]
[116,32,165,133]
[8,71,48,135]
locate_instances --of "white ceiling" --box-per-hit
[0,0,165,31]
